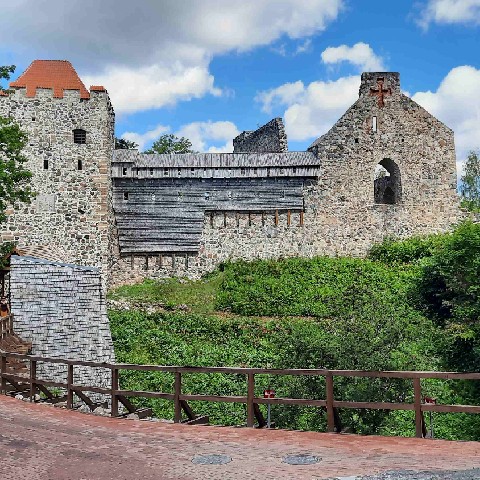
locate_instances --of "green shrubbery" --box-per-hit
[108,222,480,439]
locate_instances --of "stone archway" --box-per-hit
[374,158,402,204]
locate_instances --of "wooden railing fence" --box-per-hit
[0,315,13,340]
[2,351,480,438]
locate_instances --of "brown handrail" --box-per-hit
[0,315,13,340]
[1,351,479,438]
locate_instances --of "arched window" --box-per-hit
[73,129,86,144]
[374,158,401,204]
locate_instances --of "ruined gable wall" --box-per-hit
[308,73,462,253]
[233,118,288,153]
[0,87,116,288]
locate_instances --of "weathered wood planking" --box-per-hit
[113,177,314,255]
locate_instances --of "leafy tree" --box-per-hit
[417,222,480,371]
[0,66,34,222]
[144,134,195,154]
[115,137,138,150]
[0,65,15,93]
[460,151,480,212]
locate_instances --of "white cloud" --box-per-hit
[0,0,344,114]
[255,81,306,114]
[412,65,480,169]
[257,76,359,141]
[83,63,221,115]
[176,121,240,153]
[123,121,240,153]
[321,42,386,72]
[417,0,480,28]
[122,125,171,151]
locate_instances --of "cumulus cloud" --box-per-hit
[417,0,480,28]
[122,125,171,151]
[83,64,221,115]
[176,121,240,153]
[412,65,480,171]
[122,121,240,152]
[256,76,359,141]
[321,42,386,72]
[0,0,344,114]
[256,81,306,114]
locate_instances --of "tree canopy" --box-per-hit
[460,151,480,212]
[144,134,195,154]
[0,65,34,222]
[115,137,138,150]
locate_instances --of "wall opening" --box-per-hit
[374,158,401,205]
[73,129,86,144]
[77,159,83,171]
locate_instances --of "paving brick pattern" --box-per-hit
[1,395,479,480]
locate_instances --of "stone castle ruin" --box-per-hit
[0,61,461,289]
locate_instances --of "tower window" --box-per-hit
[150,168,154,176]
[78,159,83,171]
[122,167,128,176]
[372,116,377,132]
[163,168,168,176]
[73,129,87,144]
[123,192,129,201]
[43,159,48,170]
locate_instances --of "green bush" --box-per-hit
[368,234,447,265]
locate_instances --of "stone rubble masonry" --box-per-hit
[0,82,116,291]
[9,255,114,396]
[233,118,288,153]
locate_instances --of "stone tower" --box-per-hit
[0,60,115,284]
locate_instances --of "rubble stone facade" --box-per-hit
[0,61,115,290]
[0,64,462,289]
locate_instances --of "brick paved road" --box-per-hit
[0,395,479,480]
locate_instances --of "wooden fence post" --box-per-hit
[111,366,119,417]
[29,359,37,402]
[326,372,335,433]
[413,377,423,438]
[0,354,6,394]
[247,373,255,427]
[174,372,182,423]
[67,364,74,409]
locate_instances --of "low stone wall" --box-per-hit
[10,256,115,399]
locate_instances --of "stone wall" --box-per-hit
[0,86,116,290]
[9,255,114,394]
[233,118,288,153]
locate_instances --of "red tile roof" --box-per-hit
[10,60,90,99]
[90,85,106,92]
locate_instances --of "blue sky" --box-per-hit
[1,0,479,172]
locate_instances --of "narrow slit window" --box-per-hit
[73,129,86,144]
[122,167,128,176]
[150,168,154,176]
[178,168,181,176]
[77,159,83,171]
[372,116,377,132]
[43,159,48,170]
[123,192,129,201]
[164,168,168,176]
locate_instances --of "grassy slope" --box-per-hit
[108,258,480,440]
